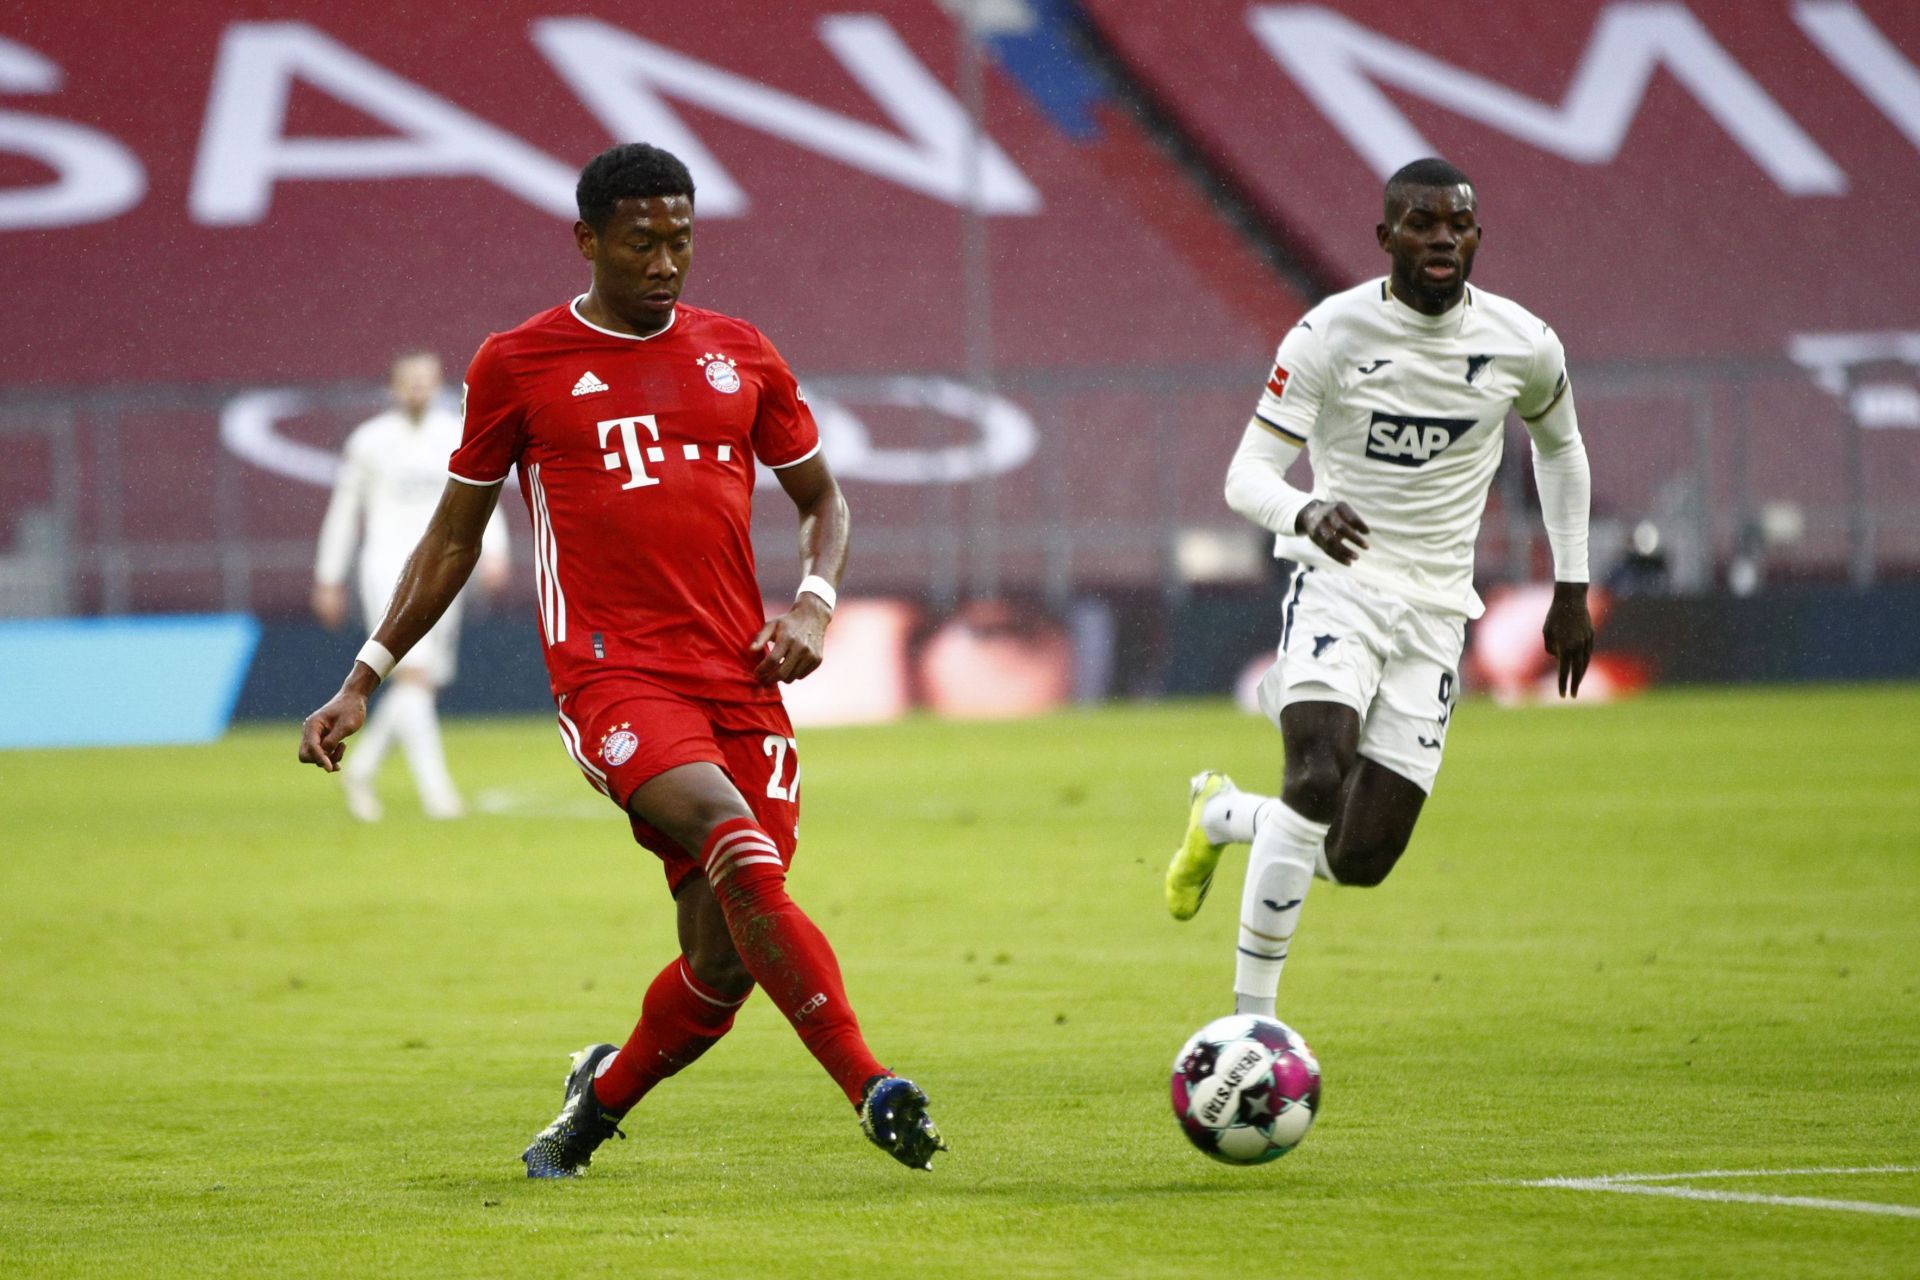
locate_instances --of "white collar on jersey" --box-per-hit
[1380,277,1471,335]
[569,294,677,341]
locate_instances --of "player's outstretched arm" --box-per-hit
[298,479,502,770]
[751,454,848,685]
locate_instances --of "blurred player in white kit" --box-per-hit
[311,352,509,820]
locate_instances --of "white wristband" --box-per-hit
[795,574,837,613]
[355,639,396,681]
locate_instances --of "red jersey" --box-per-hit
[449,298,821,704]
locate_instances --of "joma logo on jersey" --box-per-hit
[1365,412,1477,467]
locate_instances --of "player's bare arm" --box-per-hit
[752,453,849,685]
[297,478,502,770]
[1296,498,1371,565]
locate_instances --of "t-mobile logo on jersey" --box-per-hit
[596,415,734,490]
[1364,412,1477,467]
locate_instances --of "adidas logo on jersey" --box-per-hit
[571,371,610,397]
[1365,412,1477,467]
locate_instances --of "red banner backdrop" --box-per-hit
[1080,0,1920,361]
[3,1,1295,388]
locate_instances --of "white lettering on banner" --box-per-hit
[1788,331,1920,429]
[189,22,577,225]
[219,389,345,486]
[0,38,145,229]
[1247,3,1847,195]
[1795,2,1920,155]
[531,15,1041,216]
[219,378,1036,489]
[802,377,1037,484]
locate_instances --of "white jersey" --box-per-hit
[315,405,507,603]
[1255,277,1568,619]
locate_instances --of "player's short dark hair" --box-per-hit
[1384,157,1473,220]
[576,143,696,230]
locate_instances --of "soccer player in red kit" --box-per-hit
[297,143,945,1177]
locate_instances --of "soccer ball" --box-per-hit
[1170,1014,1322,1164]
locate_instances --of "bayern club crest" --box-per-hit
[600,725,638,767]
[698,352,740,394]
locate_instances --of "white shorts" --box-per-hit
[359,576,465,686]
[1255,565,1464,793]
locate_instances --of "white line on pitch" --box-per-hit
[472,788,605,819]
[1517,1166,1920,1219]
[1550,1165,1920,1184]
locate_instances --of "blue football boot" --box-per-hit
[521,1043,626,1178]
[858,1074,947,1171]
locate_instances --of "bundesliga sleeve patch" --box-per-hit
[1266,364,1290,398]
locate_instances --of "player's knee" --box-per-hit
[1327,836,1407,888]
[1280,757,1344,821]
[685,936,753,997]
[687,805,750,851]
[652,798,757,857]
[1328,857,1390,888]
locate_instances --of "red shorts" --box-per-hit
[554,676,800,893]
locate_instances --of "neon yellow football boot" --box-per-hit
[1165,770,1234,921]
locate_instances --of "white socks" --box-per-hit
[1232,801,1329,1018]
[1209,782,1342,882]
[1201,786,1261,846]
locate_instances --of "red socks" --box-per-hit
[700,817,886,1105]
[590,818,887,1113]
[593,955,747,1113]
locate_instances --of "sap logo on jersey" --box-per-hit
[1365,412,1477,467]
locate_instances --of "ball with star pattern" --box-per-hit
[1170,1014,1322,1164]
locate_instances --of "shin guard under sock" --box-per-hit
[1233,801,1328,1017]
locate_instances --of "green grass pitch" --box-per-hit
[3,685,1917,1277]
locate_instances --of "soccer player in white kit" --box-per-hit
[1165,159,1595,1018]
[312,352,509,820]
